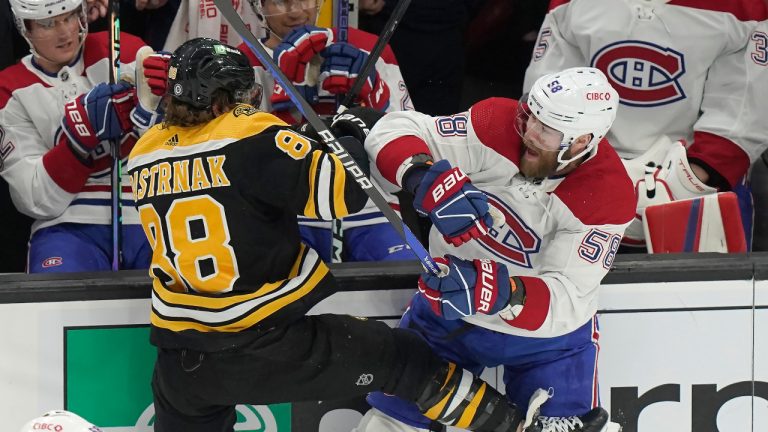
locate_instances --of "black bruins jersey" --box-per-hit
[127,105,368,351]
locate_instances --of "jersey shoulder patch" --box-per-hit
[554,140,635,226]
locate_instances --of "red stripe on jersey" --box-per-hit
[548,0,570,11]
[0,63,52,110]
[375,135,431,186]
[686,131,750,189]
[43,143,93,193]
[469,98,523,167]
[502,276,550,331]
[83,32,145,69]
[554,141,635,226]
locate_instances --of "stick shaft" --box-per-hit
[214,0,438,275]
[108,0,122,271]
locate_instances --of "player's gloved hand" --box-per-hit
[273,25,333,85]
[418,255,525,320]
[142,49,171,96]
[623,139,716,244]
[62,81,135,156]
[131,46,170,130]
[270,80,318,112]
[319,42,390,111]
[411,160,494,246]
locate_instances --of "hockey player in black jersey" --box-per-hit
[127,37,529,432]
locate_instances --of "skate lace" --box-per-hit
[537,415,585,432]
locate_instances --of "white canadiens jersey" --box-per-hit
[366,98,636,337]
[240,27,413,229]
[524,0,767,188]
[0,32,145,234]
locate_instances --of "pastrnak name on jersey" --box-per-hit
[130,155,230,201]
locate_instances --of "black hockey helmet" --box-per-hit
[167,37,259,109]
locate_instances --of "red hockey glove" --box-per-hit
[62,81,135,156]
[273,25,333,85]
[143,50,171,96]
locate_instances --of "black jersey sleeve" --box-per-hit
[236,126,369,220]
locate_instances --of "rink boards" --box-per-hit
[0,254,766,431]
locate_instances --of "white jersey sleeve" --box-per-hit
[367,98,635,337]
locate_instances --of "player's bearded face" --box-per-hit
[26,10,84,68]
[519,139,564,178]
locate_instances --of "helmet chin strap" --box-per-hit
[555,140,595,173]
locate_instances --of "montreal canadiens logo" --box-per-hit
[591,40,686,107]
[477,193,541,269]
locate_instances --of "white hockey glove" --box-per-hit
[623,139,716,244]
[130,46,169,131]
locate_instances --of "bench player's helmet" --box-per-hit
[168,37,262,110]
[18,410,101,432]
[9,0,87,57]
[517,67,619,170]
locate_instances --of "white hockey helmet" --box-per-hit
[10,0,87,53]
[523,67,619,168]
[18,410,101,432]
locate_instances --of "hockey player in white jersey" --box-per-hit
[0,0,158,272]
[347,67,632,431]
[523,0,767,247]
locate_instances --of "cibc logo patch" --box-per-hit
[591,40,686,107]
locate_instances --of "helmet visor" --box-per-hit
[260,0,317,16]
[514,102,565,152]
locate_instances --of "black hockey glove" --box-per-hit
[297,106,384,144]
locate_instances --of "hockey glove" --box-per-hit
[418,255,525,320]
[131,47,170,130]
[142,49,171,96]
[62,81,135,156]
[412,160,494,246]
[273,25,333,86]
[319,42,390,111]
[624,139,716,244]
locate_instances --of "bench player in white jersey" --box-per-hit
[0,0,155,272]
[523,0,767,247]
[244,0,414,263]
[348,68,632,431]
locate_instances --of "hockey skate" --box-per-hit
[523,407,621,432]
[519,388,621,432]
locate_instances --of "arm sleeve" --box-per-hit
[504,196,627,334]
[522,4,587,93]
[367,109,498,191]
[244,128,368,219]
[688,21,765,189]
[0,103,88,220]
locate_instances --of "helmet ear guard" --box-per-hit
[168,38,261,110]
[526,67,619,169]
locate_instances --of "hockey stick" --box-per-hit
[330,0,350,264]
[337,0,411,112]
[214,0,439,275]
[108,0,122,271]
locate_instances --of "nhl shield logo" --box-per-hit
[591,40,686,107]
